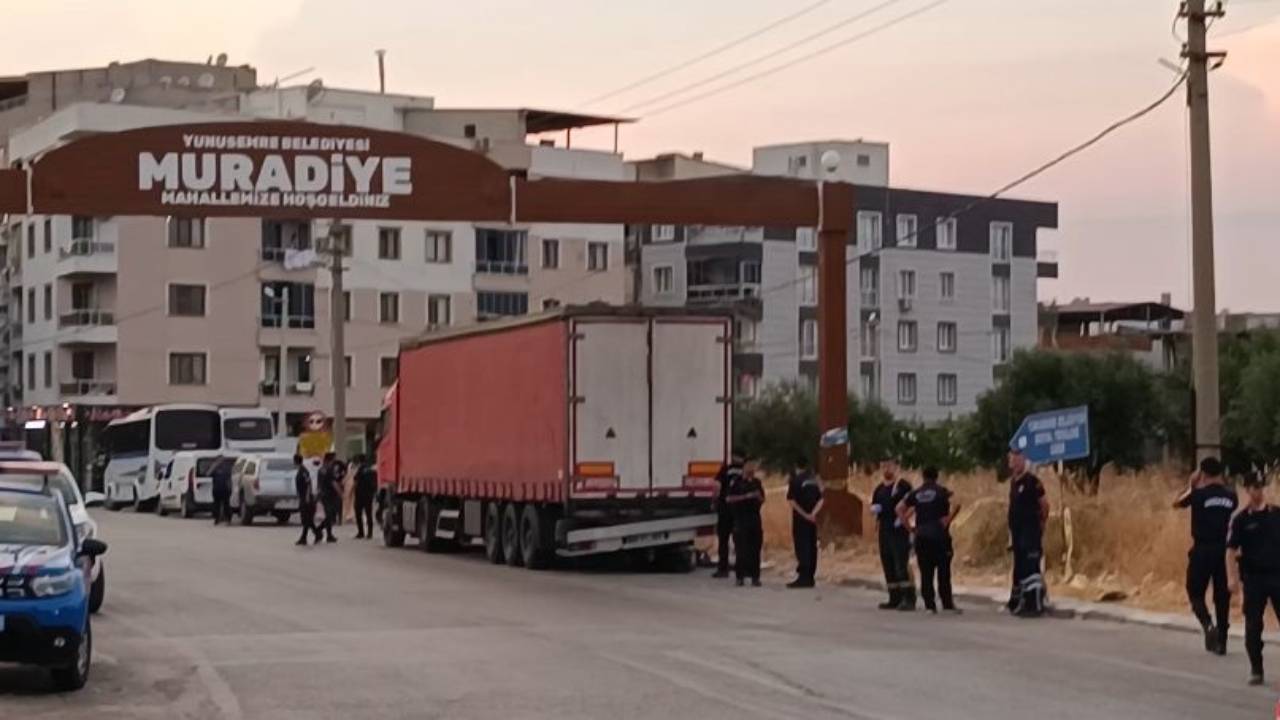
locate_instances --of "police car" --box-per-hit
[0,479,108,691]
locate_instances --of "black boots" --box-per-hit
[879,589,901,610]
[896,587,918,612]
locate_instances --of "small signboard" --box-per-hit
[1009,406,1090,464]
[820,426,849,449]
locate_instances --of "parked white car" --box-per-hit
[231,453,300,526]
[0,461,107,613]
[157,451,226,518]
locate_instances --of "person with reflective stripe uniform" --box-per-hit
[726,459,765,587]
[1172,456,1236,655]
[712,450,744,579]
[871,458,915,610]
[786,456,824,589]
[898,466,960,614]
[1006,449,1049,617]
[1228,472,1280,686]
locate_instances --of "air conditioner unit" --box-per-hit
[898,297,914,312]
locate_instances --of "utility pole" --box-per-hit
[1182,0,1225,462]
[375,50,387,94]
[327,224,348,459]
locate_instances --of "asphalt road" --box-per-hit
[1,510,1276,720]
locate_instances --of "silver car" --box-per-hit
[231,453,300,526]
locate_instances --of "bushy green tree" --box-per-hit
[1223,334,1280,469]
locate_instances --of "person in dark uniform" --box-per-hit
[210,455,233,525]
[786,456,824,589]
[353,454,378,540]
[898,466,960,614]
[1173,456,1236,654]
[712,450,744,578]
[294,454,321,546]
[726,459,765,587]
[1228,472,1280,686]
[316,452,342,543]
[1006,449,1049,617]
[870,458,915,610]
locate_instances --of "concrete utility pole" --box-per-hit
[1182,0,1225,461]
[375,50,387,94]
[328,225,348,458]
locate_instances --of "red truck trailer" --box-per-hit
[376,305,731,569]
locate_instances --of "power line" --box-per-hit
[642,0,950,118]
[580,0,835,107]
[617,0,911,114]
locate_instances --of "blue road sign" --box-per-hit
[821,426,849,449]
[1009,406,1090,464]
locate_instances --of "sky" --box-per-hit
[3,0,1278,311]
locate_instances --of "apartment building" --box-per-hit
[0,59,629,473]
[629,141,1059,423]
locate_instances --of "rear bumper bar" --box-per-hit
[557,513,716,557]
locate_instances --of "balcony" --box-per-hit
[861,291,880,308]
[287,381,315,396]
[474,260,528,276]
[60,379,117,399]
[260,380,280,397]
[57,309,117,344]
[59,309,114,328]
[57,240,116,276]
[687,283,761,303]
[1037,250,1059,279]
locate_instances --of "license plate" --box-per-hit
[275,500,298,510]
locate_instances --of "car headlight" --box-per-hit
[30,570,78,598]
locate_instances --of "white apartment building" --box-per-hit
[630,141,1059,423]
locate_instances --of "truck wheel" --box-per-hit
[483,503,504,564]
[502,503,523,567]
[51,618,90,692]
[655,545,696,573]
[382,499,406,547]
[520,505,554,570]
[417,499,447,553]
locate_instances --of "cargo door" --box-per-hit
[572,320,651,494]
[650,319,730,492]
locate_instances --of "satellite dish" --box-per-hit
[177,76,191,87]
[197,73,215,88]
[109,87,126,104]
[215,53,228,67]
[305,78,325,102]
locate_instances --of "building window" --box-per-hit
[541,238,560,269]
[261,220,312,261]
[475,228,528,274]
[796,228,816,251]
[377,227,402,260]
[379,292,400,324]
[344,356,353,388]
[856,211,882,253]
[428,294,451,328]
[169,352,208,386]
[856,153,871,167]
[260,282,316,328]
[992,275,1011,313]
[380,357,398,388]
[896,214,918,248]
[937,322,957,353]
[738,373,759,399]
[741,260,761,285]
[734,318,757,345]
[168,217,206,248]
[860,320,879,358]
[342,291,352,322]
[26,354,35,390]
[652,225,676,242]
[328,224,353,257]
[26,224,34,259]
[898,269,916,301]
[43,219,51,254]
[71,216,93,241]
[800,319,818,360]
[993,326,1012,364]
[463,123,477,139]
[936,217,957,251]
[71,351,95,380]
[799,265,817,306]
[477,291,528,318]
[587,242,609,271]
[897,321,918,353]
[897,373,918,405]
[542,298,561,311]
[26,288,34,323]
[990,221,1013,261]
[168,284,207,317]
[42,283,51,321]
[938,374,958,406]
[653,265,674,294]
[860,266,879,307]
[940,271,956,301]
[42,351,51,389]
[424,229,452,263]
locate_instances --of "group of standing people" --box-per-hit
[292,452,380,546]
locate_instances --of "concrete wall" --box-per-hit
[401,109,525,144]
[637,241,688,307]
[753,141,889,186]
[760,240,799,385]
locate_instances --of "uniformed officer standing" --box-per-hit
[712,450,745,579]
[786,456,824,589]
[726,459,765,587]
[897,466,961,614]
[1006,449,1049,617]
[1228,472,1280,686]
[870,458,915,610]
[1172,456,1236,655]
[294,454,322,546]
[210,455,233,526]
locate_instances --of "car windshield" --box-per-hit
[0,492,67,546]
[224,418,274,442]
[195,457,221,476]
[0,472,78,506]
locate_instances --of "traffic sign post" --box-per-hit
[1009,406,1090,465]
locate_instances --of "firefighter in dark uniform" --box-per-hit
[712,450,745,579]
[1172,456,1236,655]
[294,454,321,546]
[1228,472,1280,686]
[898,466,961,614]
[353,455,378,540]
[1006,449,1049,617]
[210,455,233,526]
[726,459,765,587]
[870,458,915,610]
[786,456,824,589]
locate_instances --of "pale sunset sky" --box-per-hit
[4,0,1278,310]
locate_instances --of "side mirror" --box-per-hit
[79,538,108,558]
[83,492,106,508]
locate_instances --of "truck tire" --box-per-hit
[502,503,523,567]
[520,504,555,570]
[417,499,447,553]
[483,503,504,564]
[382,499,406,547]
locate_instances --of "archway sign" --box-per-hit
[0,121,859,533]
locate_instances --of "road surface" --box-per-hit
[1,510,1274,719]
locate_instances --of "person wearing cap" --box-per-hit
[712,450,745,579]
[1228,472,1280,686]
[1173,456,1237,655]
[898,466,961,614]
[870,458,915,610]
[786,455,824,589]
[1006,448,1049,617]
